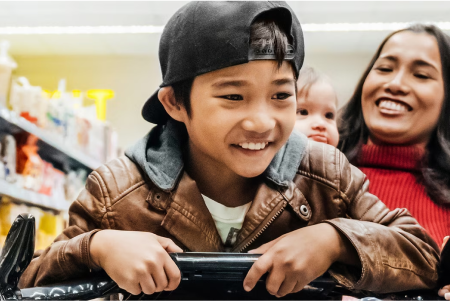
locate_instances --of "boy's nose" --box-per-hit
[242,112,276,133]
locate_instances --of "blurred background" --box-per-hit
[2,1,450,149]
[0,1,449,249]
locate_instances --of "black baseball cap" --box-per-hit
[143,1,304,124]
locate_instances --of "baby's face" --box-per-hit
[294,82,339,147]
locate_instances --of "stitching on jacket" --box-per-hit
[297,170,336,188]
[335,148,340,193]
[297,169,352,204]
[104,164,120,200]
[111,181,146,205]
[352,180,371,220]
[382,261,437,280]
[92,171,115,229]
[73,198,103,227]
[367,227,382,292]
[79,235,85,268]
[57,241,69,276]
[358,200,375,221]
[171,204,219,246]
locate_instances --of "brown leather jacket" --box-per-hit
[19,140,439,293]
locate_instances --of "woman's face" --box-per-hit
[361,31,445,147]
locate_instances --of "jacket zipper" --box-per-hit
[237,200,287,253]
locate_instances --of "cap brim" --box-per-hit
[142,88,170,124]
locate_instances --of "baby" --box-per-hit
[294,67,339,147]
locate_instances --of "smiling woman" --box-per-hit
[338,24,450,246]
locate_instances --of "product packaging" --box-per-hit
[2,135,16,183]
[0,41,17,107]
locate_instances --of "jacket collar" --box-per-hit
[160,171,291,252]
[125,119,308,192]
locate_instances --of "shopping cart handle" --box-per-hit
[0,214,442,300]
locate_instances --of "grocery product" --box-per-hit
[0,41,17,107]
[2,135,16,183]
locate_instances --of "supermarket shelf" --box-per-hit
[0,106,102,171]
[0,179,70,212]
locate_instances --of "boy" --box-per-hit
[294,66,340,147]
[20,1,439,299]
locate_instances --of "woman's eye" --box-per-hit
[222,95,243,101]
[273,93,292,100]
[297,109,308,116]
[376,67,392,73]
[325,112,335,120]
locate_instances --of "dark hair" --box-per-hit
[338,24,450,206]
[172,14,292,117]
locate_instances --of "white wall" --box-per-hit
[304,52,374,107]
[13,52,374,150]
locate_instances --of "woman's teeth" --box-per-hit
[238,142,268,150]
[378,100,409,112]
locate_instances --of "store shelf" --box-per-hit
[0,106,102,171]
[0,179,69,212]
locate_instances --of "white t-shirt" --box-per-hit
[202,194,252,246]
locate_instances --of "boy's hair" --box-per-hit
[297,66,337,105]
[173,16,293,117]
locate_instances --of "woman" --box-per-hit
[338,24,450,246]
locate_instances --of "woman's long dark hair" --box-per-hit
[338,24,450,206]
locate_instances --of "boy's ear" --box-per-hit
[158,87,188,123]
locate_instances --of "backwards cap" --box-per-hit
[143,1,304,124]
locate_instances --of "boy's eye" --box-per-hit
[297,109,308,115]
[221,95,243,101]
[325,112,335,120]
[415,73,430,80]
[273,93,292,100]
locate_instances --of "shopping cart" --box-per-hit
[0,214,443,300]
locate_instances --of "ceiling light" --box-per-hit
[0,25,164,35]
[0,22,449,35]
[302,22,450,32]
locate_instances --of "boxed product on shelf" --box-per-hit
[36,210,65,251]
[3,133,86,209]
[7,75,119,164]
[2,134,17,183]
[0,41,17,107]
[0,197,65,252]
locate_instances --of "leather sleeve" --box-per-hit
[323,146,440,293]
[18,171,106,288]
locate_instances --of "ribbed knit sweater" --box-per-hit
[357,144,450,246]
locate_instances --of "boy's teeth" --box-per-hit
[238,142,268,150]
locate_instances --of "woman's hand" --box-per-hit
[243,223,360,298]
[90,230,183,295]
[439,236,450,300]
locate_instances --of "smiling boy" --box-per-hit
[19,1,439,298]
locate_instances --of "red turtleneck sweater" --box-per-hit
[357,144,450,246]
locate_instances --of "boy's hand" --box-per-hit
[90,230,183,296]
[243,223,360,298]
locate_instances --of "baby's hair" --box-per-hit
[297,66,338,105]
